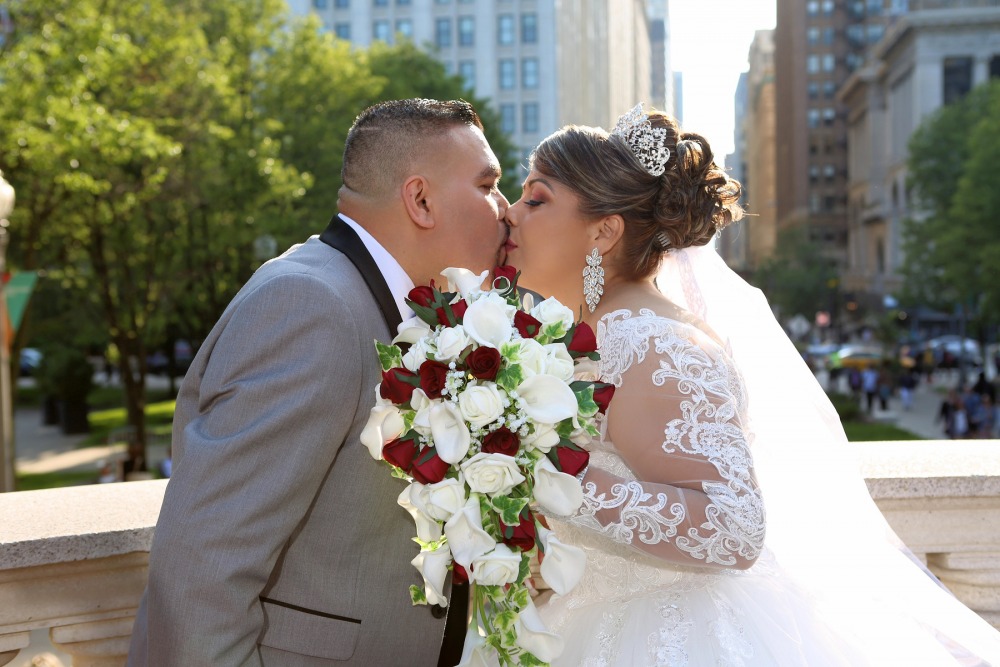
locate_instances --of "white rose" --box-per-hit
[441,267,488,298]
[471,543,522,586]
[360,404,405,460]
[457,382,505,429]
[461,452,526,497]
[410,388,435,437]
[402,339,432,372]
[516,338,548,377]
[517,374,579,425]
[436,325,471,362]
[530,298,574,336]
[537,526,586,596]
[533,456,584,517]
[445,495,496,567]
[411,545,451,607]
[417,477,468,522]
[463,292,514,349]
[522,422,560,453]
[393,316,433,345]
[544,344,575,382]
[514,599,564,662]
[429,401,471,464]
[398,484,443,543]
[569,425,593,446]
[573,357,602,382]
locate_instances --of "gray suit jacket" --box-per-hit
[128,223,448,665]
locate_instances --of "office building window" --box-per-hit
[397,0,411,4]
[823,28,835,45]
[459,60,476,88]
[807,109,821,128]
[374,0,389,6]
[807,1,820,16]
[807,55,820,73]
[867,24,884,43]
[373,19,391,42]
[458,16,475,46]
[867,0,883,15]
[396,19,413,38]
[435,0,449,3]
[823,108,836,125]
[943,56,973,104]
[808,82,819,99]
[822,54,836,72]
[522,103,539,133]
[334,22,351,39]
[522,58,539,88]
[807,28,819,45]
[824,164,836,181]
[498,15,515,45]
[500,104,516,134]
[335,0,349,7]
[809,165,820,183]
[314,0,329,8]
[810,193,822,213]
[823,80,837,98]
[436,18,452,48]
[822,0,834,15]
[846,24,864,46]
[991,55,1000,79]
[521,13,537,43]
[499,59,516,89]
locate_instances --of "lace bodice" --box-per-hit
[563,308,765,571]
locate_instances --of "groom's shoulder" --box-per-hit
[250,235,363,292]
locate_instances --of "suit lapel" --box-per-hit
[319,214,404,334]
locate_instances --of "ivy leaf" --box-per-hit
[492,495,529,527]
[511,585,531,610]
[518,652,548,667]
[409,584,428,606]
[494,609,519,632]
[496,364,525,393]
[574,385,599,418]
[376,340,403,371]
[517,552,531,585]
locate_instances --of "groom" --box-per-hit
[128,99,510,666]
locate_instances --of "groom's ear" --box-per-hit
[594,214,625,254]
[401,175,435,230]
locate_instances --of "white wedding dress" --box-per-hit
[537,289,1000,665]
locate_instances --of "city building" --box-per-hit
[719,72,749,272]
[744,29,778,271]
[774,0,902,271]
[839,1,1000,305]
[288,0,659,165]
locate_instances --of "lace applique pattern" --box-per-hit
[646,595,693,666]
[580,309,765,566]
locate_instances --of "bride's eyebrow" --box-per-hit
[522,177,554,193]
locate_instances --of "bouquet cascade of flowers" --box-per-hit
[361,265,614,667]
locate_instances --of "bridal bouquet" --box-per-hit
[362,266,614,667]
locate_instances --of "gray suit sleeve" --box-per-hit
[141,272,365,666]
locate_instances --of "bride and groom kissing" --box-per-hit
[127,98,1000,666]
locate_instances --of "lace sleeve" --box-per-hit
[568,309,765,570]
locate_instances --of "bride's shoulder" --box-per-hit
[598,305,726,352]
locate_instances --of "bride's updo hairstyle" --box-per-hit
[529,111,743,280]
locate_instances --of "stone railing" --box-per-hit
[1,442,999,666]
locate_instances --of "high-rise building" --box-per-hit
[647,0,675,115]
[288,0,658,165]
[774,0,897,269]
[839,1,1000,305]
[719,73,749,271]
[744,30,778,270]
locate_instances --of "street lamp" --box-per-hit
[0,170,14,493]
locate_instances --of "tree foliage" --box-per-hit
[750,226,839,322]
[901,80,1000,331]
[0,0,521,462]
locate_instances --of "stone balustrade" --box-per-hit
[1,442,999,666]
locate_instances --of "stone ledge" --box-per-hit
[859,440,1000,499]
[0,480,167,571]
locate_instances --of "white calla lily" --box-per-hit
[517,374,579,424]
[398,484,443,543]
[522,422,560,453]
[538,526,587,596]
[462,292,514,349]
[441,267,488,298]
[360,404,405,460]
[411,545,452,607]
[533,457,584,517]
[445,495,496,567]
[455,627,492,667]
[393,316,433,345]
[429,401,472,464]
[514,598,565,662]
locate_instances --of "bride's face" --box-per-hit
[505,168,595,305]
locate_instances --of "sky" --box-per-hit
[669,0,777,158]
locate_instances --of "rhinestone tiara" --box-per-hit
[610,103,670,177]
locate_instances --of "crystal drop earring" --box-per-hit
[583,248,605,313]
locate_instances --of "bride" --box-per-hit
[500,105,1000,665]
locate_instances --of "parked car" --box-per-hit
[834,345,884,370]
[925,336,981,368]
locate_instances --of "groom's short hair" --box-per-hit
[342,98,483,198]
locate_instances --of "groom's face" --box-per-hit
[423,125,510,274]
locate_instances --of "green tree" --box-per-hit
[751,226,840,322]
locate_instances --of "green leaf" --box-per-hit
[410,302,442,328]
[511,585,531,610]
[518,652,548,667]
[491,495,529,526]
[494,609,519,631]
[574,386,599,418]
[376,341,403,371]
[500,341,522,362]
[517,552,531,585]
[496,364,525,392]
[409,584,428,605]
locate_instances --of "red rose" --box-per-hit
[382,436,419,471]
[567,322,598,355]
[410,447,450,484]
[554,445,590,477]
[380,368,418,404]
[435,299,469,326]
[501,510,537,551]
[419,360,450,399]
[592,383,616,414]
[466,346,502,381]
[492,265,518,288]
[481,426,520,456]
[514,310,542,339]
[408,285,436,309]
[452,563,469,585]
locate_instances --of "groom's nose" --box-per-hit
[494,189,510,218]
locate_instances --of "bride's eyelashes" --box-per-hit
[524,199,543,207]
